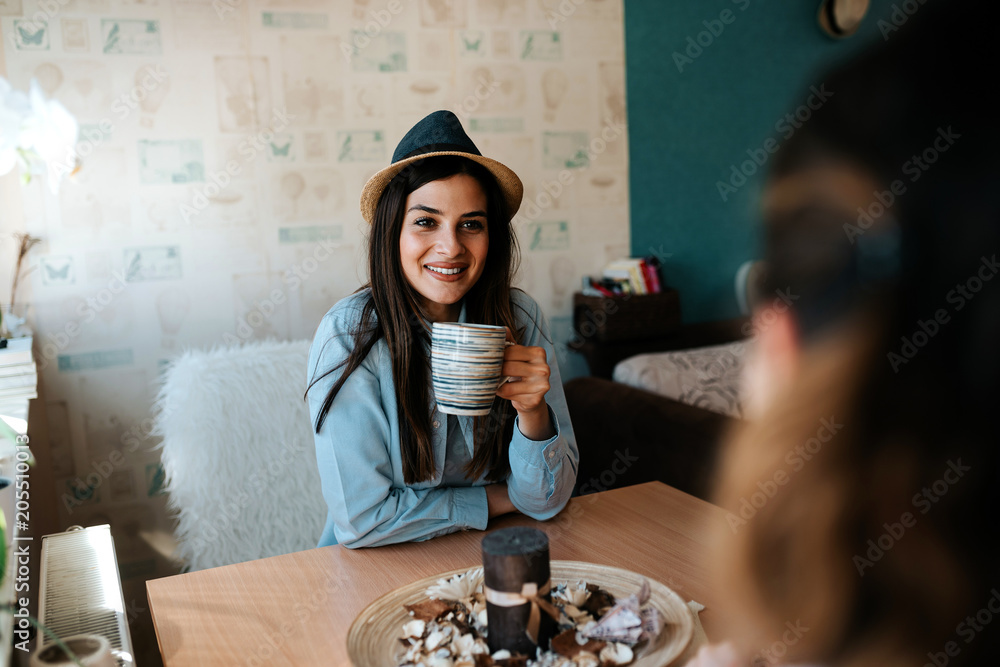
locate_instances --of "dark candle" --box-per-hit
[481,527,557,655]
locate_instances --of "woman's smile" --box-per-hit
[399,173,489,321]
[424,263,468,279]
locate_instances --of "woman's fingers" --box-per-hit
[501,359,550,379]
[503,344,547,363]
[497,344,551,413]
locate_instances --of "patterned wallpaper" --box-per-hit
[0,0,628,630]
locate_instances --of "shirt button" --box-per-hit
[548,451,555,459]
[433,420,441,428]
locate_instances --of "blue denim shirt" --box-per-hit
[307,288,579,548]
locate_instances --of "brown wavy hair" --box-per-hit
[712,0,1000,664]
[309,156,526,484]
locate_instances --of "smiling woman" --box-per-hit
[305,111,579,549]
[399,173,490,323]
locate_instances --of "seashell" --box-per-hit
[426,568,485,602]
[451,633,477,656]
[477,609,488,627]
[402,641,424,663]
[492,649,512,660]
[561,604,593,625]
[572,651,600,667]
[403,619,426,638]
[564,581,592,607]
[598,643,634,665]
[581,601,643,643]
[425,627,451,651]
[421,654,454,667]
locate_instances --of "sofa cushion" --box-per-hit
[612,341,747,419]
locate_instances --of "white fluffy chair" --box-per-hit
[154,340,325,571]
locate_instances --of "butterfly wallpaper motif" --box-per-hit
[0,2,627,662]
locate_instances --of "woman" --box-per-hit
[689,0,999,665]
[306,110,579,548]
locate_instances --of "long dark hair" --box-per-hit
[309,155,524,484]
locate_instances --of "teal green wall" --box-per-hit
[625,0,896,322]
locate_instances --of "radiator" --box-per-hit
[37,525,135,666]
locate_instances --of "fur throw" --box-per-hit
[154,339,325,571]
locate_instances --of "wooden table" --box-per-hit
[147,482,727,666]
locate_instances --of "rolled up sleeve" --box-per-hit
[505,295,579,520]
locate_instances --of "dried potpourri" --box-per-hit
[395,568,663,667]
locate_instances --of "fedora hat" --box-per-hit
[359,110,523,224]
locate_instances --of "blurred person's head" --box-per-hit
[714,1,1000,665]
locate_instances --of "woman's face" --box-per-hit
[399,173,489,322]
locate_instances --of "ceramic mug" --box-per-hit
[30,634,116,667]
[431,322,510,416]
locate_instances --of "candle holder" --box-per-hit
[481,527,558,656]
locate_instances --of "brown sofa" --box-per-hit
[565,318,747,501]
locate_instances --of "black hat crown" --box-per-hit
[393,110,483,162]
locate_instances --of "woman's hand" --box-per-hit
[496,330,556,441]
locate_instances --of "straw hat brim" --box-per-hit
[359,151,523,224]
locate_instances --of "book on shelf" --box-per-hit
[0,372,37,390]
[0,360,36,377]
[0,336,33,367]
[603,259,648,295]
[0,385,37,400]
[640,257,663,294]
